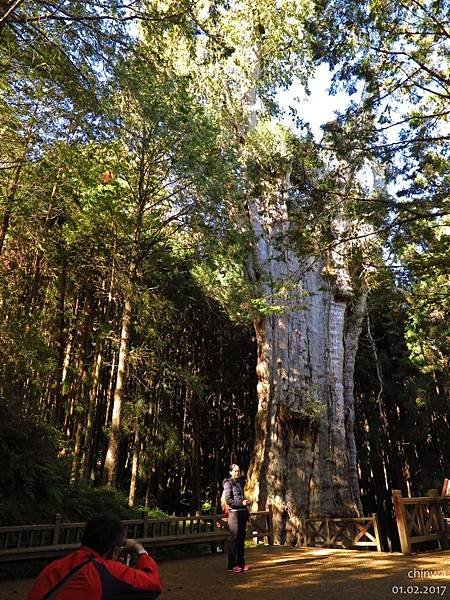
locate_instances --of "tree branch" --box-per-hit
[369,44,450,89]
[401,0,450,41]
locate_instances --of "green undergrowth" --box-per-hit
[245,540,265,549]
[0,478,168,526]
[0,403,158,526]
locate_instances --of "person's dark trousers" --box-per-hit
[227,510,247,569]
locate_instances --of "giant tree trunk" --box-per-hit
[245,191,366,542]
[235,26,366,540]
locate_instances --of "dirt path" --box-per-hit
[1,546,449,599]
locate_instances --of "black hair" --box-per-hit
[81,512,125,556]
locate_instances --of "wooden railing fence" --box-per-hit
[392,489,450,555]
[0,507,384,560]
[294,515,382,551]
[0,509,273,563]
[216,507,274,545]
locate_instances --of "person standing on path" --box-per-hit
[223,464,250,573]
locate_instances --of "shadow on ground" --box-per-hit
[1,545,449,599]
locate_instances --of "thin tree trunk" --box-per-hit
[0,105,36,255]
[144,386,159,507]
[128,427,141,507]
[21,169,63,313]
[0,157,23,255]
[70,294,94,482]
[80,265,115,478]
[103,289,134,487]
[70,420,84,484]
[53,245,68,426]
[103,142,148,488]
[80,347,102,479]
[190,392,202,514]
[0,1,24,36]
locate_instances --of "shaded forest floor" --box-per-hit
[1,545,449,599]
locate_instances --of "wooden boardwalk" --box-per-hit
[1,545,449,600]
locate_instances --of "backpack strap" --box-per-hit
[40,557,93,600]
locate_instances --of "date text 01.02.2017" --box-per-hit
[392,586,447,596]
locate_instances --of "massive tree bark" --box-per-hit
[245,184,366,542]
[231,26,366,542]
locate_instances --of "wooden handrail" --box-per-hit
[299,516,379,523]
[0,509,273,562]
[401,496,450,505]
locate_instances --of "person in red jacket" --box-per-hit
[27,512,162,600]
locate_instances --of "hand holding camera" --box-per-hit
[122,538,146,555]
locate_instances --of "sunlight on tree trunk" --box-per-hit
[104,292,133,487]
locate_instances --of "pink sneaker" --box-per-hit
[229,566,242,573]
[241,564,250,572]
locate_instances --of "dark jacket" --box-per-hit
[27,546,162,600]
[223,477,246,510]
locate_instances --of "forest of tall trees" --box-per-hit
[0,0,448,550]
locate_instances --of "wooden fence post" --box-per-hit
[142,510,149,538]
[372,513,383,552]
[392,490,411,554]
[431,499,449,550]
[304,518,310,546]
[53,514,62,546]
[210,511,218,553]
[325,518,330,546]
[267,505,274,545]
[298,517,305,546]
[251,511,258,545]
